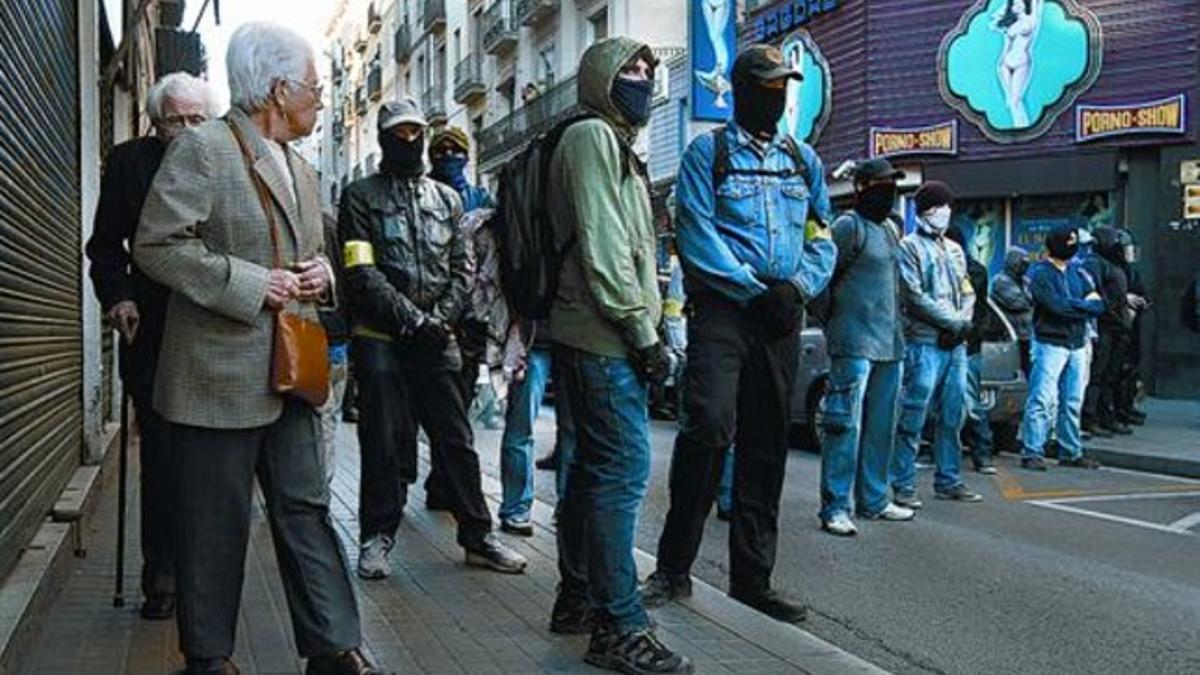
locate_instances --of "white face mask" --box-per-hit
[922,205,952,235]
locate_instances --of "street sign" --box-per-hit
[1180,160,1200,184]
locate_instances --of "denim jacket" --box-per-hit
[898,230,975,345]
[675,124,836,305]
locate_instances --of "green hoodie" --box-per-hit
[548,37,662,358]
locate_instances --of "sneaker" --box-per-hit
[1059,456,1101,469]
[585,626,693,674]
[500,518,535,537]
[820,512,858,536]
[357,535,393,580]
[549,593,592,635]
[973,460,998,475]
[305,648,389,675]
[640,571,692,608]
[464,533,527,574]
[862,503,915,522]
[893,491,924,510]
[728,588,808,624]
[535,452,560,471]
[1021,456,1048,472]
[935,484,983,502]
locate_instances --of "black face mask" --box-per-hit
[611,77,655,128]
[380,133,425,177]
[734,81,787,137]
[1046,231,1079,261]
[855,184,896,223]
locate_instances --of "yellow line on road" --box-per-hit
[994,466,1200,502]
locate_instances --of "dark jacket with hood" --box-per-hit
[548,37,662,358]
[1083,226,1132,332]
[991,248,1033,341]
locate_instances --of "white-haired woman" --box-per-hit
[134,22,387,675]
[84,69,217,626]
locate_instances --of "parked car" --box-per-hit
[789,297,1027,452]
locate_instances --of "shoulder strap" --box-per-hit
[226,119,283,269]
[711,125,730,190]
[781,135,812,189]
[711,126,813,190]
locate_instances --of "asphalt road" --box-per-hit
[471,411,1200,675]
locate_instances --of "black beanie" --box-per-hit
[914,181,954,214]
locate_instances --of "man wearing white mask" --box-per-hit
[891,181,984,507]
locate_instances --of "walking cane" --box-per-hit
[113,389,129,608]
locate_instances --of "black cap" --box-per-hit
[732,44,803,86]
[854,158,906,183]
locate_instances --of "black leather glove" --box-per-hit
[411,317,450,355]
[936,322,968,350]
[629,342,672,386]
[749,281,803,339]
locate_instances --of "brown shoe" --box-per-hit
[305,648,390,675]
[185,658,239,675]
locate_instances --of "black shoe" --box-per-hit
[425,494,451,512]
[342,407,359,424]
[535,453,560,471]
[1118,411,1146,426]
[185,658,239,675]
[640,571,692,608]
[1099,420,1133,436]
[585,626,693,674]
[1021,456,1048,471]
[550,594,592,635]
[1081,422,1112,439]
[140,593,175,620]
[1059,456,1101,469]
[728,588,808,624]
[935,483,984,503]
[305,648,390,675]
[716,508,732,522]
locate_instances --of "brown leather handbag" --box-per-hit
[227,120,330,407]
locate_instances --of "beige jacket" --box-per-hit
[133,109,325,429]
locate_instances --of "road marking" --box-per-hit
[1099,465,1200,485]
[995,465,1200,502]
[1033,490,1200,505]
[1168,511,1200,532]
[1028,500,1196,536]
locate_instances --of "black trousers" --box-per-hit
[172,400,361,660]
[425,321,488,503]
[1084,329,1129,425]
[354,338,491,547]
[130,393,176,600]
[654,291,800,595]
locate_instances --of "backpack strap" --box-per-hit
[710,125,813,193]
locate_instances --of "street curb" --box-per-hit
[0,425,120,675]
[1086,447,1200,480]
[473,463,891,675]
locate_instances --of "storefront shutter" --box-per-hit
[0,0,82,580]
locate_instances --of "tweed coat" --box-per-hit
[134,108,326,429]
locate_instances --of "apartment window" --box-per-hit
[536,41,556,89]
[587,7,608,45]
[453,28,462,63]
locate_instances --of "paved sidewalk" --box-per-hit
[1087,398,1200,478]
[16,421,885,675]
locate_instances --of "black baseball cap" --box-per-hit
[732,44,804,86]
[854,158,906,182]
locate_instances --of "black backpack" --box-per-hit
[493,113,596,320]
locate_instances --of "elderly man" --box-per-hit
[85,71,216,621]
[134,23,386,675]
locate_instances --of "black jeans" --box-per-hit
[654,291,800,596]
[131,393,176,600]
[172,400,361,660]
[425,320,488,503]
[1084,329,1128,425]
[354,338,492,548]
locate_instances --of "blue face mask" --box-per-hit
[611,76,655,128]
[431,154,469,193]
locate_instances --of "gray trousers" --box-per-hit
[172,399,361,660]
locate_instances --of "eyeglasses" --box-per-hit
[285,78,324,100]
[158,114,208,129]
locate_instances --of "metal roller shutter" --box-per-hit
[0,0,82,580]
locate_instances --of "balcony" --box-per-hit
[394,24,412,63]
[516,0,559,26]
[367,64,382,102]
[453,54,486,104]
[353,32,368,53]
[422,85,448,125]
[483,2,519,55]
[422,0,446,33]
[367,2,382,33]
[477,75,579,171]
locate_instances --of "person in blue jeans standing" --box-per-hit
[817,159,916,536]
[1020,225,1106,471]
[497,321,553,535]
[892,181,983,506]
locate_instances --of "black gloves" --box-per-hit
[750,281,803,339]
[630,342,672,386]
[936,321,970,351]
[411,317,451,355]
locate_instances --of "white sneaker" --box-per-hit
[866,503,916,522]
[357,534,393,579]
[821,513,858,537]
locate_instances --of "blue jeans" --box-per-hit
[554,346,650,634]
[498,349,552,522]
[892,343,968,494]
[819,357,902,520]
[1022,340,1088,461]
[716,447,734,514]
[964,353,994,465]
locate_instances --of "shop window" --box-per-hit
[1013,192,1116,257]
[952,199,1009,275]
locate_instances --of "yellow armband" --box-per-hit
[343,240,375,268]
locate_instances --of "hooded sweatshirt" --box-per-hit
[548,37,662,358]
[991,248,1034,340]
